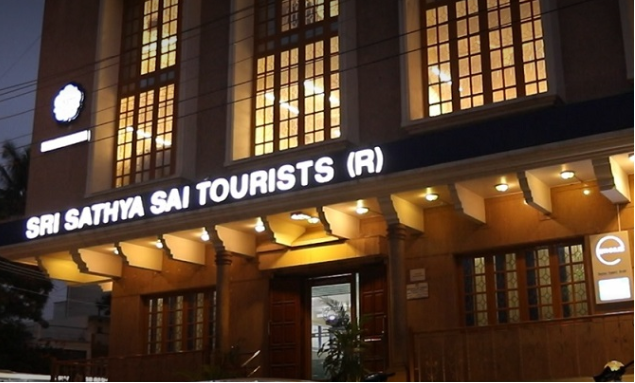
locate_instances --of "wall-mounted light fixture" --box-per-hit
[290,211,320,224]
[307,216,320,224]
[200,229,210,242]
[356,206,369,215]
[495,183,509,192]
[355,200,369,215]
[254,218,266,233]
[425,193,439,202]
[290,212,312,221]
[560,170,576,180]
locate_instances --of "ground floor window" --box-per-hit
[460,240,588,326]
[145,289,216,354]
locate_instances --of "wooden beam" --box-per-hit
[117,241,163,271]
[517,171,552,215]
[320,206,360,239]
[259,236,387,270]
[37,252,110,284]
[267,215,306,247]
[448,183,487,223]
[213,225,256,257]
[377,195,424,232]
[593,157,631,204]
[71,248,122,278]
[163,233,206,265]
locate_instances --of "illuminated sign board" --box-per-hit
[21,147,384,241]
[40,129,91,153]
[589,231,634,303]
[52,83,85,124]
[1,90,631,247]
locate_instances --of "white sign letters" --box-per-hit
[24,147,385,240]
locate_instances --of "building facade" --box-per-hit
[26,285,110,361]
[0,0,633,381]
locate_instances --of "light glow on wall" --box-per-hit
[40,130,91,153]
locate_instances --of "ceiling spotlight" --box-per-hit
[355,200,369,215]
[290,211,311,221]
[200,229,210,242]
[560,170,575,180]
[495,183,509,192]
[583,188,591,196]
[254,218,266,233]
[290,211,320,223]
[425,193,439,202]
[307,216,321,224]
[355,206,369,215]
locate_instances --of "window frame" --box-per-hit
[400,0,561,128]
[113,0,181,188]
[458,239,590,327]
[419,0,548,118]
[144,289,216,354]
[251,0,341,157]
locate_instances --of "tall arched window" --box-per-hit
[114,0,180,187]
[421,0,547,117]
[252,0,341,156]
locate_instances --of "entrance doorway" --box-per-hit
[268,264,387,380]
[310,275,356,381]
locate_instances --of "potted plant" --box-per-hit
[317,298,368,382]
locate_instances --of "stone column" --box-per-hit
[214,250,232,357]
[387,223,409,379]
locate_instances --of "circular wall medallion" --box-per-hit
[53,83,85,124]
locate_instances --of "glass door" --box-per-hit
[309,275,357,381]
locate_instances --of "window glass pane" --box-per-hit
[422,0,547,117]
[557,244,588,320]
[116,0,179,187]
[253,0,339,156]
[145,290,214,354]
[494,253,519,324]
[461,242,586,326]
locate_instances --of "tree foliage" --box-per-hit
[0,257,54,372]
[0,258,52,324]
[0,142,55,372]
[0,141,30,219]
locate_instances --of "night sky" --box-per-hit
[0,0,45,150]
